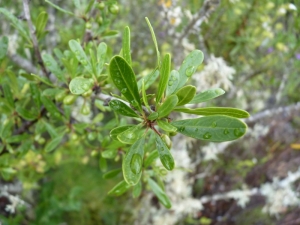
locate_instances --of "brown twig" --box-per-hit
[22,0,49,78]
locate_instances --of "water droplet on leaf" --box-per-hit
[75,50,80,55]
[130,154,142,174]
[178,127,185,132]
[223,129,229,135]
[131,100,138,106]
[160,155,174,170]
[168,81,174,86]
[211,122,217,128]
[203,132,212,139]
[185,66,195,77]
[121,88,127,94]
[234,128,243,137]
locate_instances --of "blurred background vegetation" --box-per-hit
[0,0,300,224]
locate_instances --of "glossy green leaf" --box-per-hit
[102,148,118,159]
[110,125,133,140]
[148,178,172,209]
[109,56,142,112]
[144,150,159,168]
[157,119,177,133]
[0,8,30,42]
[148,112,158,121]
[16,106,38,121]
[174,107,250,118]
[175,50,204,92]
[171,115,247,142]
[35,11,48,39]
[40,96,61,118]
[123,137,145,185]
[122,26,132,65]
[45,0,74,15]
[117,124,144,144]
[109,99,139,117]
[175,85,196,106]
[108,180,131,196]
[156,54,171,104]
[102,30,119,38]
[45,135,64,152]
[0,120,13,139]
[103,168,122,179]
[69,77,93,95]
[0,36,8,59]
[69,40,93,74]
[145,17,160,67]
[137,69,159,91]
[42,53,66,82]
[42,88,61,97]
[2,83,14,108]
[30,83,41,108]
[31,73,55,87]
[190,88,225,104]
[157,95,178,119]
[132,181,142,198]
[155,134,175,170]
[96,42,107,77]
[166,70,179,96]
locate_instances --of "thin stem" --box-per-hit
[22,0,49,78]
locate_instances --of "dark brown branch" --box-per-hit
[22,0,49,78]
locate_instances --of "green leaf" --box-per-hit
[68,40,93,74]
[102,30,118,37]
[166,70,179,96]
[148,178,172,209]
[108,180,131,196]
[40,96,61,118]
[0,36,8,59]
[2,82,15,108]
[157,95,178,119]
[99,155,107,172]
[45,135,64,152]
[123,137,145,185]
[141,79,151,112]
[73,0,81,8]
[155,133,175,170]
[174,107,250,118]
[190,88,225,104]
[137,69,159,91]
[42,53,66,82]
[35,11,48,39]
[145,17,160,67]
[6,134,30,144]
[109,56,142,112]
[132,181,142,198]
[156,54,171,105]
[122,26,132,65]
[144,150,159,168]
[117,124,145,144]
[103,168,122,179]
[16,106,38,120]
[30,83,41,108]
[175,50,204,92]
[0,8,30,43]
[31,73,55,87]
[110,125,133,140]
[109,99,139,117]
[175,85,196,106]
[69,77,94,95]
[157,119,177,133]
[148,112,158,121]
[102,148,118,159]
[45,0,74,15]
[42,88,61,97]
[171,115,247,142]
[96,42,107,77]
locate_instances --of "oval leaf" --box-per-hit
[45,135,64,152]
[157,119,177,133]
[122,26,132,65]
[144,150,159,168]
[175,50,204,92]
[117,124,144,144]
[103,168,122,179]
[96,42,107,77]
[174,107,250,118]
[123,137,145,186]
[42,53,66,82]
[155,134,175,170]
[109,56,142,112]
[171,115,247,142]
[175,85,196,106]
[109,99,139,117]
[156,53,171,104]
[148,178,172,209]
[69,77,93,95]
[190,88,225,104]
[148,112,158,121]
[157,95,178,119]
[166,70,179,96]
[110,125,133,140]
[108,180,131,196]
